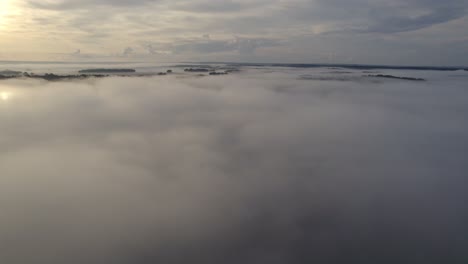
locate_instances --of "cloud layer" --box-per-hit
[1,69,468,263]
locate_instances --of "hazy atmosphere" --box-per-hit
[1,0,467,65]
[1,1,468,264]
[1,65,468,263]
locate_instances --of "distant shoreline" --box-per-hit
[209,63,468,72]
[78,68,136,73]
[0,67,233,81]
[0,61,467,72]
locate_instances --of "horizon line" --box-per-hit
[0,60,467,70]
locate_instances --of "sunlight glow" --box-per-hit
[0,0,13,28]
[1,92,11,101]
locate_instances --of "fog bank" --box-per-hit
[1,70,467,263]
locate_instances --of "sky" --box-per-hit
[0,0,467,65]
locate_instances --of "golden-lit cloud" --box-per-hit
[0,0,13,28]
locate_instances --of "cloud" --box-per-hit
[4,0,468,65]
[27,0,160,10]
[142,43,159,55]
[275,0,468,34]
[364,4,467,33]
[171,37,282,55]
[172,0,244,13]
[1,69,468,263]
[123,47,134,56]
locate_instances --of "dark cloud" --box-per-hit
[365,5,467,33]
[0,68,468,263]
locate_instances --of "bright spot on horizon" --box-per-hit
[0,0,12,26]
[1,92,11,101]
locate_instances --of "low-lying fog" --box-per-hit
[1,70,467,263]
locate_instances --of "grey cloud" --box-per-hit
[1,69,468,263]
[123,47,134,56]
[142,43,159,55]
[28,0,160,10]
[20,0,468,64]
[27,0,266,11]
[173,0,244,13]
[274,0,468,34]
[171,0,272,13]
[172,37,282,55]
[234,37,277,55]
[364,6,467,33]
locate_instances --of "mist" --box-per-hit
[1,69,467,263]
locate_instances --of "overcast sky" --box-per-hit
[0,0,467,65]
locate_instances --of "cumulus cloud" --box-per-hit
[0,69,467,263]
